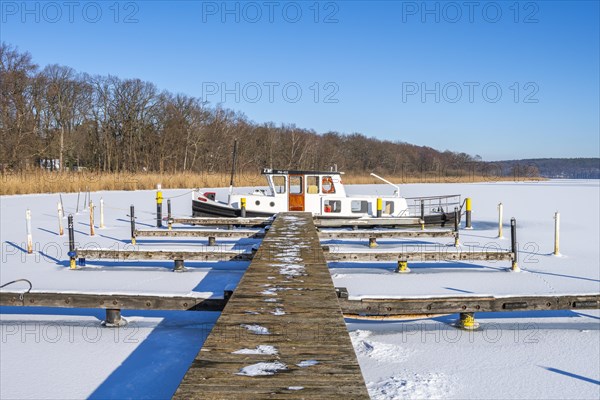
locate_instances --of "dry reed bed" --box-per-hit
[0,171,543,196]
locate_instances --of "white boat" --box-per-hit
[191,168,462,227]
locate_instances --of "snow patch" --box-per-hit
[232,345,278,355]
[240,324,270,335]
[236,361,287,376]
[271,308,286,316]
[296,359,319,367]
[367,373,454,400]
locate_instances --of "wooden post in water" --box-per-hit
[167,199,172,230]
[497,202,504,238]
[26,209,33,254]
[89,201,95,236]
[76,190,80,214]
[130,205,136,245]
[510,217,520,272]
[99,198,105,229]
[454,206,460,247]
[57,202,64,236]
[554,211,560,256]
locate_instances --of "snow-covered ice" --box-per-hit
[236,361,287,376]
[1,180,599,399]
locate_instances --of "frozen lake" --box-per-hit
[1,180,599,399]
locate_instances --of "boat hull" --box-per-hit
[192,200,459,227]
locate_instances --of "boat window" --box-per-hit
[322,176,336,194]
[385,201,394,214]
[273,176,286,194]
[290,176,303,194]
[324,200,341,213]
[307,176,319,194]
[351,200,369,213]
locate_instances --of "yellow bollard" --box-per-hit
[457,312,479,330]
[376,198,383,218]
[465,197,472,229]
[396,260,410,273]
[156,184,163,228]
[240,197,247,217]
[368,237,378,248]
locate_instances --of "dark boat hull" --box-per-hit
[192,200,460,227]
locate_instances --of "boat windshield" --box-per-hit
[272,176,286,194]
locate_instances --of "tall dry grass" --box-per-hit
[0,170,544,195]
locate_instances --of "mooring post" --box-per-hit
[89,201,95,236]
[156,184,163,228]
[454,206,460,247]
[497,202,504,238]
[68,214,76,269]
[376,198,382,218]
[554,211,560,256]
[130,205,136,245]
[25,209,33,254]
[103,309,126,327]
[208,236,216,246]
[511,217,520,272]
[99,198,105,229]
[465,197,472,229]
[167,199,172,230]
[420,200,425,230]
[240,197,247,217]
[457,312,479,330]
[396,260,410,273]
[173,259,185,272]
[368,237,377,248]
[57,202,64,236]
[76,190,80,214]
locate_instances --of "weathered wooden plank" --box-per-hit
[172,212,370,399]
[338,294,600,316]
[75,248,253,262]
[0,291,226,311]
[318,229,457,238]
[134,229,264,239]
[323,247,515,262]
[171,217,271,227]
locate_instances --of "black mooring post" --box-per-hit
[156,187,163,228]
[130,205,136,244]
[167,199,172,230]
[511,217,519,271]
[68,214,76,269]
[420,200,425,229]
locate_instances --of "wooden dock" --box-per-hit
[173,212,369,399]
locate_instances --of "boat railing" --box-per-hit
[404,194,462,217]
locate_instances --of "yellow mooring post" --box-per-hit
[457,312,479,330]
[376,198,383,218]
[396,260,410,273]
[240,197,247,217]
[368,237,378,248]
[68,214,76,269]
[554,211,560,256]
[156,184,163,228]
[465,197,472,229]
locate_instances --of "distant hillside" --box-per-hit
[496,158,600,179]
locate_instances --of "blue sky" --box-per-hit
[1,0,598,160]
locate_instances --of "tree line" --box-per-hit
[1,42,484,177]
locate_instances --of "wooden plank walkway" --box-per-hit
[173,212,369,399]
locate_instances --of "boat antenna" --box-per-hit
[228,139,238,205]
[370,173,401,197]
